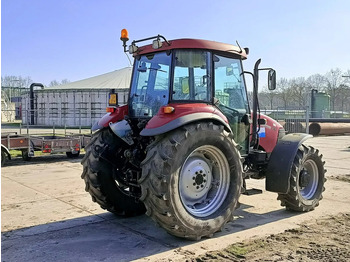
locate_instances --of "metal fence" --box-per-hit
[260,108,350,134]
[1,108,106,129]
[3,106,349,135]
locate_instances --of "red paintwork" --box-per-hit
[135,39,248,59]
[144,105,282,153]
[98,105,129,128]
[144,103,228,129]
[255,113,283,153]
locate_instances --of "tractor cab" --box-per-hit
[117,32,253,154]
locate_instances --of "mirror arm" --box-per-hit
[258,67,274,71]
[250,59,261,148]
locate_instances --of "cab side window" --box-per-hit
[214,55,248,113]
[172,50,211,101]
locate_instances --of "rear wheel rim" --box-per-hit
[299,159,319,200]
[179,145,230,217]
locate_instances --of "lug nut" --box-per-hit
[196,186,199,189]
[193,183,196,186]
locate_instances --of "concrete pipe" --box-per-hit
[309,122,350,136]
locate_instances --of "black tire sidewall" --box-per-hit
[82,128,145,216]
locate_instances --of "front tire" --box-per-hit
[278,145,326,211]
[81,128,145,216]
[140,123,242,240]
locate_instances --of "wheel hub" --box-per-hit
[299,159,319,200]
[180,157,212,204]
[299,169,310,188]
[179,145,230,218]
[194,170,206,187]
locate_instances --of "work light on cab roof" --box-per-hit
[120,28,171,54]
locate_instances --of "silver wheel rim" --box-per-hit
[299,159,319,200]
[179,145,230,217]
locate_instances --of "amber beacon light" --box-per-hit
[121,29,129,52]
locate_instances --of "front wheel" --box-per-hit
[140,123,243,240]
[278,145,326,211]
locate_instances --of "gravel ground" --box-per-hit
[194,178,350,262]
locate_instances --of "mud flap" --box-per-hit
[265,133,312,193]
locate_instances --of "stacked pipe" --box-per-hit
[309,123,350,136]
[281,118,350,136]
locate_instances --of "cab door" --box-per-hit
[213,54,250,155]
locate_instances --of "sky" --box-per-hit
[1,0,350,87]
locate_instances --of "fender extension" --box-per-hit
[140,112,231,136]
[265,133,312,193]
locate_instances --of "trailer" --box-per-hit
[1,132,89,166]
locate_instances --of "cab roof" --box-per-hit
[135,38,248,59]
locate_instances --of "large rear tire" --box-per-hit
[278,145,326,211]
[81,128,146,216]
[140,122,242,240]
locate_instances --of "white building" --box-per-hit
[21,67,131,127]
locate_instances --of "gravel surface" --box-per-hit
[194,212,350,262]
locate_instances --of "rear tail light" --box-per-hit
[106,107,116,113]
[43,144,52,153]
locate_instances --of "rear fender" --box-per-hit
[92,105,128,131]
[140,103,231,136]
[265,133,312,193]
[1,145,11,160]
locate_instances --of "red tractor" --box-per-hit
[81,30,326,240]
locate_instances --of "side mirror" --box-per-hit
[268,69,276,90]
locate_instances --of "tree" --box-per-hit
[337,84,350,113]
[324,68,344,111]
[307,74,327,91]
[290,77,308,108]
[1,75,33,88]
[1,75,33,99]
[260,86,278,110]
[48,79,70,87]
[277,78,293,109]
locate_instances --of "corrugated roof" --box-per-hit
[46,67,132,90]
